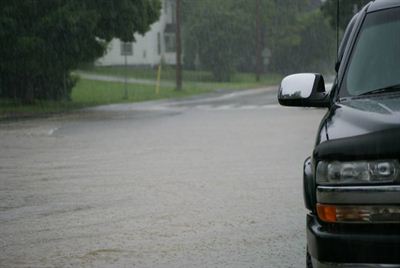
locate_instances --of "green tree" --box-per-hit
[182,0,256,81]
[182,0,278,81]
[321,0,370,30]
[0,0,161,102]
[182,0,335,79]
[268,7,336,74]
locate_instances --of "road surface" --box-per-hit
[0,87,325,267]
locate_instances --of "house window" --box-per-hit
[120,41,133,56]
[157,32,161,55]
[164,33,176,53]
[143,50,147,59]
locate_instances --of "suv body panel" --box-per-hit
[304,1,400,266]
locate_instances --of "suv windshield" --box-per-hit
[343,7,400,96]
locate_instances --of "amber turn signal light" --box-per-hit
[317,204,400,223]
[317,204,337,223]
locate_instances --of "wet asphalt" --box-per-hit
[0,87,325,267]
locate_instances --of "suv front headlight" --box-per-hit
[316,160,400,185]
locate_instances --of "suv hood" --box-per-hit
[315,94,400,160]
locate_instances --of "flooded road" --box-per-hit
[0,87,325,267]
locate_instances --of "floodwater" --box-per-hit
[0,88,324,267]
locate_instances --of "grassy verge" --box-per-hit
[81,65,215,82]
[0,70,281,119]
[71,79,207,105]
[0,98,87,118]
[72,74,280,105]
[80,65,281,84]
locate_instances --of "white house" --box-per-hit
[96,0,177,67]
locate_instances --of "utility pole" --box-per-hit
[175,0,182,91]
[255,0,262,82]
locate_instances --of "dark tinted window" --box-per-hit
[343,7,400,96]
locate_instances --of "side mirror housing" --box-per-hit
[277,73,330,108]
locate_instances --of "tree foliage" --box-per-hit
[182,0,258,81]
[268,2,336,74]
[182,0,336,81]
[0,0,161,102]
[321,0,370,30]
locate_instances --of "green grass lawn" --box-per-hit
[81,65,281,84]
[0,99,85,119]
[0,70,281,119]
[71,79,207,105]
[71,75,280,105]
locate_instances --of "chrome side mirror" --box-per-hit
[278,73,330,108]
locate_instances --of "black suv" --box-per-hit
[278,1,400,267]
